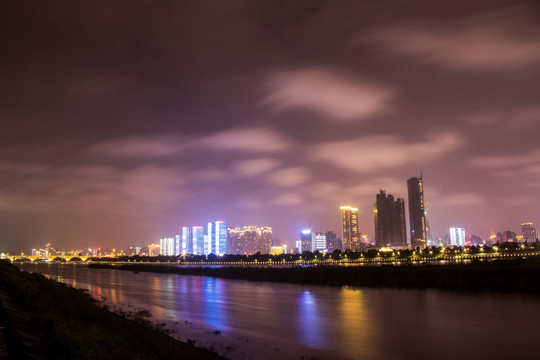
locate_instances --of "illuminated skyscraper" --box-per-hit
[207,221,227,255]
[314,232,327,251]
[449,227,465,246]
[174,234,181,256]
[243,226,260,254]
[407,176,427,249]
[340,206,360,251]
[325,231,338,251]
[192,226,204,255]
[300,229,314,253]
[374,190,407,248]
[260,226,272,254]
[522,222,537,243]
[227,227,242,254]
[181,227,192,255]
[159,237,175,256]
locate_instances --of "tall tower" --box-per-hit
[325,230,338,251]
[207,221,228,255]
[407,176,427,249]
[395,198,407,248]
[340,206,359,251]
[521,222,537,243]
[181,227,192,255]
[192,226,204,255]
[260,226,273,254]
[374,190,407,248]
[300,229,314,253]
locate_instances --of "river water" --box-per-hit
[19,263,539,360]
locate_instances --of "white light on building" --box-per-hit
[449,227,465,246]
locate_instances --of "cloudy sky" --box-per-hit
[1,0,540,253]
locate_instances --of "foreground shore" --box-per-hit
[90,258,540,294]
[0,260,222,360]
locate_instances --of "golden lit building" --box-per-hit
[340,206,360,251]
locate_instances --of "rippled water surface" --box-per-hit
[19,263,540,360]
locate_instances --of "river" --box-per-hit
[18,263,539,360]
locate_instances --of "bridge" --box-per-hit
[5,250,540,266]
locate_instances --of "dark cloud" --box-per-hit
[364,7,540,71]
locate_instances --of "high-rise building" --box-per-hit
[340,206,360,251]
[314,232,327,252]
[395,198,407,246]
[300,229,314,253]
[407,176,427,249]
[159,237,175,256]
[325,231,338,251]
[216,221,228,254]
[227,227,242,254]
[192,226,205,255]
[203,234,210,255]
[174,234,181,256]
[449,227,465,246]
[207,221,227,255]
[522,222,537,243]
[260,226,272,253]
[227,226,273,254]
[374,190,407,248]
[497,230,517,243]
[181,227,192,255]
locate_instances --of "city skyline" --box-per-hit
[13,213,540,258]
[2,0,540,253]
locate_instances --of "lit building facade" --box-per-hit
[159,237,175,256]
[207,221,227,255]
[300,229,314,253]
[522,222,537,243]
[374,190,407,248]
[340,206,360,251]
[449,227,465,246]
[325,230,338,251]
[175,234,181,256]
[181,227,192,255]
[227,226,272,254]
[407,176,427,249]
[148,243,160,256]
[192,226,205,255]
[314,232,327,252]
[270,246,285,255]
[497,230,517,243]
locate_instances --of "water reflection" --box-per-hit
[203,277,229,330]
[17,264,540,360]
[298,290,323,348]
[339,287,374,358]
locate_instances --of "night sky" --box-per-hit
[2,0,540,253]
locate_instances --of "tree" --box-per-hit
[331,249,342,260]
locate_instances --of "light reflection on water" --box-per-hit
[19,263,540,360]
[298,290,321,348]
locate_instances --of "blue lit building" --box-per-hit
[207,221,227,255]
[300,229,314,253]
[175,234,181,256]
[192,226,204,255]
[181,227,192,255]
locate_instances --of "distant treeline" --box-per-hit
[0,260,222,360]
[89,258,540,294]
